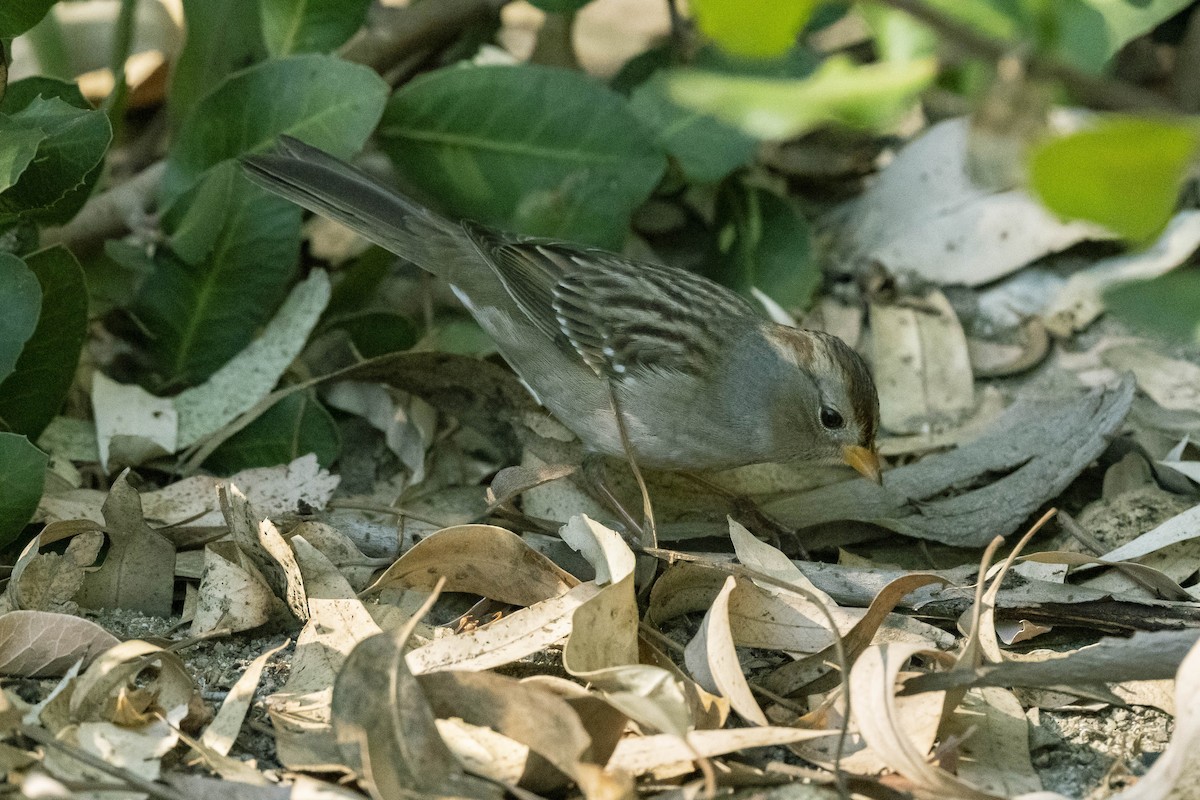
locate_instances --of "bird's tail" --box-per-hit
[241,136,470,277]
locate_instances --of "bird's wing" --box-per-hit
[464,223,757,379]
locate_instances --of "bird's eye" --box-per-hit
[820,406,845,430]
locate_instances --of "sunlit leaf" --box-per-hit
[1028,116,1200,242]
[666,55,936,140]
[690,0,818,59]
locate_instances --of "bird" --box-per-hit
[242,136,882,482]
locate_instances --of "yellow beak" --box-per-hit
[843,445,883,485]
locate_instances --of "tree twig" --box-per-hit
[873,0,1176,112]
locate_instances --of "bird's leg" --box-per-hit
[680,472,808,559]
[579,453,644,543]
[608,382,658,549]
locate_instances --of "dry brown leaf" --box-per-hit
[332,582,501,800]
[943,687,1041,795]
[406,583,601,675]
[221,484,308,622]
[197,640,289,758]
[561,515,638,674]
[68,639,195,727]
[191,541,281,636]
[420,670,630,799]
[763,572,948,696]
[76,471,176,616]
[608,726,835,777]
[371,524,578,606]
[870,291,975,434]
[9,524,102,612]
[1102,343,1200,412]
[137,454,339,528]
[0,611,118,678]
[267,536,381,772]
[488,462,578,506]
[685,576,768,726]
[288,521,389,592]
[91,372,177,470]
[850,643,998,798]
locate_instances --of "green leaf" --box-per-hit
[690,0,818,58]
[331,311,418,358]
[0,253,41,385]
[0,433,46,548]
[260,0,371,55]
[164,54,388,201]
[203,390,340,474]
[0,0,55,37]
[1104,271,1200,344]
[0,247,87,439]
[629,76,757,183]
[666,55,937,140]
[712,183,817,309]
[136,162,302,387]
[378,64,666,248]
[1028,116,1200,242]
[1052,0,1194,72]
[0,76,91,113]
[169,0,267,127]
[0,96,111,224]
[0,128,44,194]
[527,0,594,11]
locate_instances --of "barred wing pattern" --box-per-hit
[465,224,758,380]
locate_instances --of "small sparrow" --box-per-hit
[243,137,882,482]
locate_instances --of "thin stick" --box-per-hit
[874,0,1175,112]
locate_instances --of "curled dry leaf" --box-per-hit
[685,576,769,726]
[190,541,281,636]
[488,461,579,507]
[561,515,638,674]
[76,470,176,617]
[942,687,1041,796]
[9,521,102,612]
[371,524,578,606]
[849,643,998,798]
[0,610,118,678]
[266,536,381,772]
[68,639,196,728]
[420,670,631,799]
[220,484,308,622]
[762,571,948,696]
[197,640,289,759]
[287,521,388,592]
[332,582,501,800]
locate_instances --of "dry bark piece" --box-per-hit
[765,377,1135,546]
